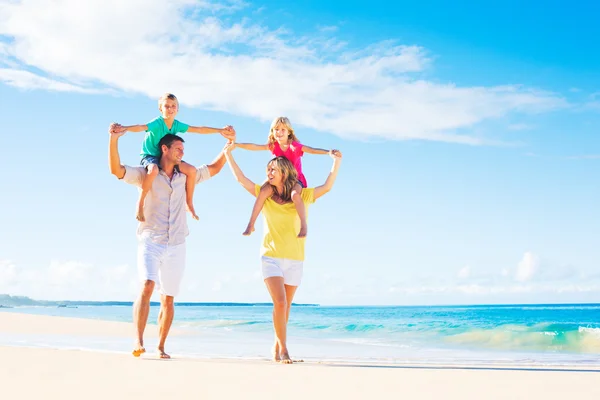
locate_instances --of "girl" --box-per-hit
[236,117,338,237]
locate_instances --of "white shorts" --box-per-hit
[261,256,304,287]
[137,238,186,297]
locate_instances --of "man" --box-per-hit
[108,125,233,358]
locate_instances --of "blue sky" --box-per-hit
[0,0,598,305]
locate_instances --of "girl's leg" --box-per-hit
[137,164,159,222]
[291,183,307,238]
[244,182,272,236]
[264,277,294,364]
[179,162,198,220]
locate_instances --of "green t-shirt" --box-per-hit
[141,116,189,157]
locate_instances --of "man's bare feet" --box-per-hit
[132,344,146,357]
[297,225,307,238]
[272,342,280,362]
[186,204,199,220]
[243,224,255,236]
[158,348,171,359]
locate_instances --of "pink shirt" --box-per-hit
[271,141,307,187]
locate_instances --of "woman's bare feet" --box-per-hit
[279,350,293,364]
[271,342,280,362]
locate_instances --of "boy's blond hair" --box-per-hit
[158,93,179,109]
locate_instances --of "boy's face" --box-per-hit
[159,99,179,119]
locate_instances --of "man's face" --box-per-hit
[163,140,184,165]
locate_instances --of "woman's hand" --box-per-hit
[329,149,342,159]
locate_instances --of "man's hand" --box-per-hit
[109,123,126,138]
[220,125,236,141]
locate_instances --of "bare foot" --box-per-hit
[187,204,199,221]
[136,206,145,222]
[242,224,255,236]
[279,350,293,364]
[132,345,146,357]
[272,342,280,362]
[297,225,307,238]
[158,348,171,359]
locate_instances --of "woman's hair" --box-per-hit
[267,117,300,151]
[267,156,298,202]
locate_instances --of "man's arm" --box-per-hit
[206,145,228,177]
[224,144,256,196]
[236,143,269,151]
[108,125,127,179]
[313,151,343,200]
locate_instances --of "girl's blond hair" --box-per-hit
[267,117,300,151]
[267,156,298,202]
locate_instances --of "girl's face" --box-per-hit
[159,99,179,119]
[266,162,284,186]
[273,124,290,144]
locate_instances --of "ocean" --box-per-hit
[1,303,599,366]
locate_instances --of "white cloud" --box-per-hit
[0,0,568,144]
[457,265,471,279]
[515,252,539,282]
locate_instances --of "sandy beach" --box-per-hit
[1,312,599,400]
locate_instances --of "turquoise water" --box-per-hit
[2,304,600,365]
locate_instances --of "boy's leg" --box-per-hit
[244,182,272,236]
[137,164,159,222]
[179,162,198,220]
[291,183,307,238]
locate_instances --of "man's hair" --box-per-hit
[158,134,185,154]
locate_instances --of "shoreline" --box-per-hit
[1,312,599,370]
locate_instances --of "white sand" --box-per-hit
[1,312,599,400]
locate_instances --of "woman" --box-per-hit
[224,143,342,363]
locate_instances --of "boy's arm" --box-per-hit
[112,124,148,133]
[302,145,331,155]
[313,151,343,200]
[236,143,270,151]
[187,125,236,141]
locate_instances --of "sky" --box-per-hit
[0,0,598,305]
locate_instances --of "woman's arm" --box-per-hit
[313,151,343,200]
[236,143,270,151]
[224,144,257,196]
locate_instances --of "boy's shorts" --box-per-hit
[140,155,160,168]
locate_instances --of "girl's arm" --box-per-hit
[302,145,330,155]
[224,144,257,196]
[236,143,270,151]
[313,151,343,200]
